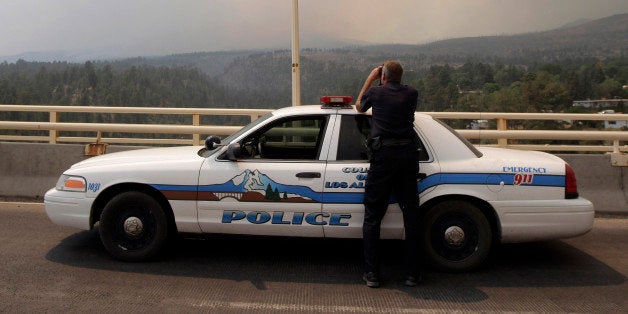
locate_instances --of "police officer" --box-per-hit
[355,60,421,288]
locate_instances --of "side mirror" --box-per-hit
[205,135,222,150]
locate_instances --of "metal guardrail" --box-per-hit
[0,105,272,146]
[0,104,626,154]
[426,112,628,154]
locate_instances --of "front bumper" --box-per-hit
[493,197,595,243]
[44,188,94,230]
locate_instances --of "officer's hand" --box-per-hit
[368,66,383,82]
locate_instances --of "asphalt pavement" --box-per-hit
[0,202,626,313]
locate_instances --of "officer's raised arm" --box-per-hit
[355,66,383,112]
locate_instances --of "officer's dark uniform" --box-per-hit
[358,81,421,280]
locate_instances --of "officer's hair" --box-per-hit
[383,61,403,83]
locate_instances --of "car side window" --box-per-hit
[336,115,429,161]
[239,115,327,160]
[337,115,371,160]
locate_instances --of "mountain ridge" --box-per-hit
[2,13,625,67]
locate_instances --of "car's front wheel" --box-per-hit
[99,191,169,262]
[422,200,492,272]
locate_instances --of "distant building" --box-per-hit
[468,119,489,130]
[598,110,627,129]
[572,99,627,109]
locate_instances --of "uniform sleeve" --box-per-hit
[359,88,374,112]
[411,89,419,111]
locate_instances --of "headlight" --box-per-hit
[56,175,87,192]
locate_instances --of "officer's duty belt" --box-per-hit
[381,138,413,147]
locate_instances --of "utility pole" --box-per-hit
[291,0,301,106]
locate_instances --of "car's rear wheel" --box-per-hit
[422,200,492,272]
[99,191,168,262]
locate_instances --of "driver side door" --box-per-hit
[197,114,331,237]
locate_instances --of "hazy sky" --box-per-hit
[1,0,627,58]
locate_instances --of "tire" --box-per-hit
[99,191,169,262]
[422,200,492,272]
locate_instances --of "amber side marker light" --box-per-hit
[56,175,87,192]
[65,179,85,189]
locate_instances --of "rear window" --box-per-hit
[435,119,483,158]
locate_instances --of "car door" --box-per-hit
[322,114,439,239]
[197,114,331,237]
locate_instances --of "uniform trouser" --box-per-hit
[363,144,421,277]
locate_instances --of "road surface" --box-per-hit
[1,202,626,312]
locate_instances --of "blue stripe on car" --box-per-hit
[151,172,565,203]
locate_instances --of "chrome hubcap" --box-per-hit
[444,226,465,246]
[123,217,144,236]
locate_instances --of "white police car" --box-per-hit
[44,96,594,272]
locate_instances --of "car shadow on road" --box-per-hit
[45,229,625,303]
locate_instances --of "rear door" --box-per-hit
[322,114,439,239]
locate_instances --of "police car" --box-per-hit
[44,96,594,272]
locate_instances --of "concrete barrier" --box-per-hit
[0,142,139,201]
[558,154,627,215]
[0,142,625,214]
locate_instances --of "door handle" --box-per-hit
[296,172,321,178]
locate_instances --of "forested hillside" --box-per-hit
[2,55,625,112]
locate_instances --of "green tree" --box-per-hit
[521,71,569,112]
[594,79,623,99]
[420,65,459,111]
[494,65,524,87]
[486,82,525,112]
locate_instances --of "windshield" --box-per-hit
[199,113,273,157]
[221,113,273,144]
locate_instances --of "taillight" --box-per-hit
[565,164,579,199]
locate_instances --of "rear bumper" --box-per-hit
[492,197,594,243]
[44,188,94,230]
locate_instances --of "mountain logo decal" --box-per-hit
[197,169,318,202]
